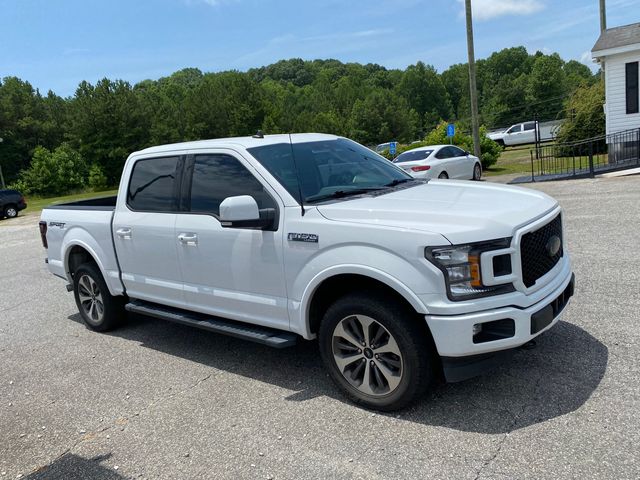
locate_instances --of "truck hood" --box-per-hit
[316,180,558,245]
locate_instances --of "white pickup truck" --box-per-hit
[40,133,574,410]
[488,121,561,147]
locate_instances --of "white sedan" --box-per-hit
[393,145,482,180]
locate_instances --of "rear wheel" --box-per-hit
[4,205,18,218]
[73,263,125,332]
[318,292,434,411]
[473,163,482,181]
[438,171,449,179]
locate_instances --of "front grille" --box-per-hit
[520,214,563,288]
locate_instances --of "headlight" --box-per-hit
[425,240,514,301]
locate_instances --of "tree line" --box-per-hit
[0,46,598,195]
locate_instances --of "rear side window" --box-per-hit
[127,156,179,212]
[189,154,275,216]
[524,122,536,131]
[436,147,452,159]
[393,150,433,163]
[450,146,466,157]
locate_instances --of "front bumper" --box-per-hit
[426,271,575,360]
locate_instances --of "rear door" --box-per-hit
[113,155,186,308]
[434,147,455,177]
[174,150,289,331]
[448,146,472,179]
[522,122,537,144]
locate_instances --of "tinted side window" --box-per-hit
[190,154,275,216]
[524,122,536,131]
[128,157,179,212]
[436,147,451,159]
[450,146,466,157]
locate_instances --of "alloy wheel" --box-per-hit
[331,314,404,396]
[77,274,105,323]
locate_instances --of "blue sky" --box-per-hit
[1,0,639,96]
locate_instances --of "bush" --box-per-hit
[12,144,88,196]
[88,163,108,191]
[555,82,605,144]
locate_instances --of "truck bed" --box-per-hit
[41,198,124,296]
[45,195,117,210]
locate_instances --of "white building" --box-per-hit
[592,22,640,136]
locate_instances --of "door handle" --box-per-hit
[178,233,198,246]
[116,227,132,240]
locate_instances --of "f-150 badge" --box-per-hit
[288,233,319,243]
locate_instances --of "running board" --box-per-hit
[125,300,297,348]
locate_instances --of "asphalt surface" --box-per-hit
[1,176,639,479]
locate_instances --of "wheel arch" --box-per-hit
[301,267,430,339]
[63,241,117,296]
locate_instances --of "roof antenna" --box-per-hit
[288,133,306,217]
[252,130,264,139]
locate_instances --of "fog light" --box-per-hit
[472,323,483,336]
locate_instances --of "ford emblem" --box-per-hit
[546,235,561,257]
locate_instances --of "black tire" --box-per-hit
[4,205,18,218]
[73,263,125,332]
[438,171,449,179]
[473,163,482,181]
[318,292,435,411]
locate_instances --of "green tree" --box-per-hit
[68,79,150,184]
[12,144,87,196]
[397,62,452,132]
[349,90,419,145]
[556,82,605,143]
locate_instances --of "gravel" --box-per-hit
[0,176,638,479]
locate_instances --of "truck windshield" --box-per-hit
[247,138,414,204]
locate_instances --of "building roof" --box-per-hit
[592,22,640,56]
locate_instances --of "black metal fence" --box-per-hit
[530,128,640,180]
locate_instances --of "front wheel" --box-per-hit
[473,163,482,181]
[73,263,125,332]
[318,292,435,411]
[4,205,18,218]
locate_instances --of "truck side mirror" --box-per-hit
[219,195,275,230]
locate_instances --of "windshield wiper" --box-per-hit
[384,178,416,187]
[305,187,385,203]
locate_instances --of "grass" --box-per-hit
[23,189,118,215]
[484,144,536,177]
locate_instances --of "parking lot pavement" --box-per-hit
[1,176,639,480]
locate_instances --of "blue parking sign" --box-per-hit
[447,124,455,137]
[389,142,397,155]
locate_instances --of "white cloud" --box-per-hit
[459,0,545,21]
[580,50,593,64]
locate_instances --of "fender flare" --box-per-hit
[62,239,119,296]
[297,264,429,339]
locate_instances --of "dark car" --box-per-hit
[0,189,27,219]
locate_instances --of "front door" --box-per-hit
[113,155,186,308]
[174,151,289,331]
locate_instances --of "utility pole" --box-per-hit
[600,0,607,81]
[0,138,4,189]
[465,0,482,158]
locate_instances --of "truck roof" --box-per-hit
[134,133,340,156]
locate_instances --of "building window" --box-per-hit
[626,61,639,115]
